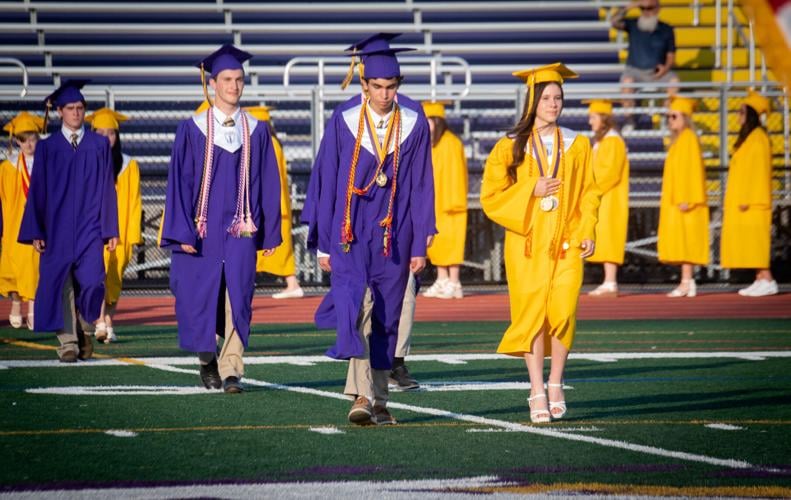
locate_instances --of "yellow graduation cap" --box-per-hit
[583,99,613,116]
[513,62,578,116]
[669,95,696,116]
[743,89,770,116]
[244,105,273,122]
[421,100,450,119]
[3,111,45,136]
[195,100,211,115]
[85,107,129,130]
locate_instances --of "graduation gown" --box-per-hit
[160,111,282,353]
[481,129,598,356]
[18,130,119,331]
[720,128,772,269]
[0,154,40,301]
[104,154,143,304]
[587,130,630,265]
[657,128,710,266]
[256,136,296,276]
[426,130,468,266]
[302,94,435,370]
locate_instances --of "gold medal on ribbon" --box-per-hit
[375,171,388,187]
[540,195,559,212]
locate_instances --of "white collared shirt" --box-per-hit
[61,125,85,146]
[368,106,394,142]
[24,154,34,175]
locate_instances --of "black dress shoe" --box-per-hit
[223,376,243,393]
[200,359,222,389]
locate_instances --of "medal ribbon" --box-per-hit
[531,127,561,178]
[364,106,397,164]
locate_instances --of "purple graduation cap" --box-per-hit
[42,79,90,131]
[341,33,414,89]
[195,43,253,106]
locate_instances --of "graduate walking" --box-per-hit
[302,33,435,425]
[18,80,119,362]
[160,45,282,393]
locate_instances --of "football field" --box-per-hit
[1,316,790,498]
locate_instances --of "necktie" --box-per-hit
[71,133,78,150]
[222,117,235,127]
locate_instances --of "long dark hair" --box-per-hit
[592,114,618,144]
[111,133,123,181]
[428,116,448,147]
[733,105,763,151]
[505,81,563,182]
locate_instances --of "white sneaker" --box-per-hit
[740,280,778,297]
[272,287,304,299]
[422,279,449,298]
[435,281,463,299]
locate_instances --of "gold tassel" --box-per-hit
[6,131,12,154]
[42,100,51,133]
[526,74,535,116]
[340,52,357,90]
[200,63,214,108]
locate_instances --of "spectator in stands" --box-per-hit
[720,91,778,297]
[248,106,304,299]
[421,101,468,300]
[160,45,282,393]
[302,33,435,425]
[86,108,143,343]
[657,96,709,297]
[0,112,43,330]
[585,100,630,297]
[611,0,679,131]
[18,80,119,362]
[480,63,599,423]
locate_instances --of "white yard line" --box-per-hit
[148,363,775,473]
[2,350,790,369]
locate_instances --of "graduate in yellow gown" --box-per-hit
[720,91,777,297]
[585,99,630,297]
[421,101,468,299]
[86,108,143,342]
[248,106,303,299]
[657,96,710,297]
[480,63,599,423]
[0,112,43,329]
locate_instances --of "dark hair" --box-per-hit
[506,81,563,182]
[362,76,404,85]
[592,114,618,144]
[111,133,123,181]
[428,116,448,147]
[733,105,763,151]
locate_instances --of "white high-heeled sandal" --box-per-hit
[667,279,697,298]
[105,326,117,343]
[94,322,108,342]
[527,393,550,424]
[8,313,23,329]
[548,383,567,420]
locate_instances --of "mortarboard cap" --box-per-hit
[196,44,253,107]
[85,107,128,130]
[422,100,451,119]
[244,105,273,122]
[3,111,45,136]
[44,79,90,109]
[513,63,578,117]
[341,33,414,89]
[669,95,696,116]
[743,89,770,116]
[583,99,613,116]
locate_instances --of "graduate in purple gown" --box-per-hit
[18,80,119,362]
[302,33,436,425]
[160,45,282,393]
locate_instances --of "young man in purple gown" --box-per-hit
[18,80,119,362]
[160,45,282,393]
[302,33,436,425]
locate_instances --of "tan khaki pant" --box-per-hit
[344,288,390,406]
[360,273,416,358]
[198,290,244,380]
[56,274,95,358]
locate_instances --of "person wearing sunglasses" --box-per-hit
[657,96,710,298]
[611,1,679,132]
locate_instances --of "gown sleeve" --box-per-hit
[160,121,198,249]
[302,111,341,254]
[18,140,48,244]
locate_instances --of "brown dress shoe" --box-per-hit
[59,350,78,363]
[348,396,375,425]
[373,405,397,425]
[78,335,94,360]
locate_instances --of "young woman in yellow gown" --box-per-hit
[481,63,599,423]
[585,99,630,297]
[421,101,468,299]
[720,91,777,296]
[0,112,43,329]
[657,96,710,297]
[86,108,143,342]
